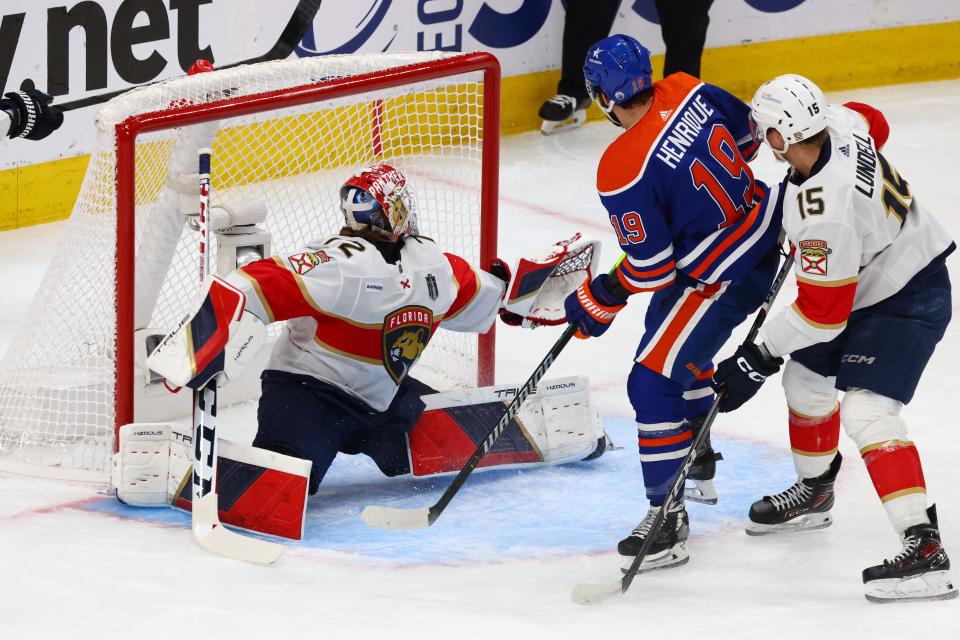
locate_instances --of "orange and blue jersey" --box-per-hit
[597,73,782,293]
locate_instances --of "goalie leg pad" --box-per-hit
[114,423,310,540]
[409,376,605,477]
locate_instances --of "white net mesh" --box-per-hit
[0,52,495,483]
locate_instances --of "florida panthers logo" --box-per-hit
[382,306,434,383]
[799,239,831,276]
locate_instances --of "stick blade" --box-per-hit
[571,581,623,605]
[193,493,284,565]
[361,505,431,530]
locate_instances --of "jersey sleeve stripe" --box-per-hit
[794,278,857,326]
[790,302,848,330]
[626,245,675,268]
[443,253,482,320]
[795,274,859,288]
[237,257,319,322]
[234,267,276,323]
[615,268,675,293]
[620,257,676,280]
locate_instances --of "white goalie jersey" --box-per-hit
[761,104,955,357]
[224,233,506,411]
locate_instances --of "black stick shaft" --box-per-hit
[426,323,578,525]
[620,253,795,593]
[42,0,322,112]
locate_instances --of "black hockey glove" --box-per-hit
[712,342,783,413]
[1,90,64,141]
[488,258,524,326]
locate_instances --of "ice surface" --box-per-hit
[2,80,959,638]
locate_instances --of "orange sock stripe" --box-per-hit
[638,430,693,448]
[788,405,840,455]
[861,441,927,501]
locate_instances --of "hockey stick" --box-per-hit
[362,323,579,530]
[572,250,796,605]
[191,149,283,564]
[20,0,323,112]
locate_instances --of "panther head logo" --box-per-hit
[390,329,426,363]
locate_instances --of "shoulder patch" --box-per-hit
[798,240,832,276]
[288,252,320,275]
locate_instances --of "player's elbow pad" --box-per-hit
[146,275,266,390]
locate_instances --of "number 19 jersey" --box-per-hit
[597,72,782,293]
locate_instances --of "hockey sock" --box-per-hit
[637,420,692,503]
[861,438,928,532]
[841,388,930,532]
[683,376,714,419]
[782,360,840,478]
[788,404,840,478]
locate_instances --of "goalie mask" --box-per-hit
[340,163,419,240]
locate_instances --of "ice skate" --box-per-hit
[863,505,958,603]
[538,94,589,135]
[684,417,722,505]
[618,502,690,574]
[746,453,841,536]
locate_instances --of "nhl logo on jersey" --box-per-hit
[383,305,435,383]
[798,239,832,276]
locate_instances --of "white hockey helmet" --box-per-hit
[751,74,827,156]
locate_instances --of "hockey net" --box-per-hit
[0,52,499,484]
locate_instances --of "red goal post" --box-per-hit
[0,52,500,484]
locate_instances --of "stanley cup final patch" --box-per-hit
[798,239,831,276]
[383,305,434,383]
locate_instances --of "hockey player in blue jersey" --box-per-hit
[564,34,784,571]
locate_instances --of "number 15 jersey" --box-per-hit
[759,104,955,357]
[597,72,782,293]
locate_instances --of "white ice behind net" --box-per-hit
[0,52,489,482]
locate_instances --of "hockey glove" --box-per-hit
[488,258,524,326]
[1,90,63,141]
[712,342,783,413]
[563,274,627,339]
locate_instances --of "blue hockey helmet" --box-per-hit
[583,35,653,125]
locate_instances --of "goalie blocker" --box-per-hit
[115,376,607,539]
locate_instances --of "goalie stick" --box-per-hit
[17,0,323,112]
[361,323,579,530]
[571,249,796,605]
[191,149,283,564]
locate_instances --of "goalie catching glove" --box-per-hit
[146,275,265,390]
[496,232,602,328]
